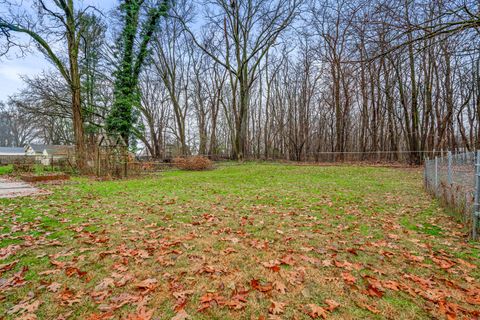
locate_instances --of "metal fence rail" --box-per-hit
[425,151,480,239]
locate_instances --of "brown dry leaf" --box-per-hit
[250,239,269,250]
[196,264,225,276]
[285,267,305,285]
[85,312,115,320]
[95,277,115,291]
[106,292,142,311]
[250,279,273,293]
[58,287,81,306]
[341,272,356,285]
[280,255,296,266]
[223,294,248,311]
[387,233,400,240]
[38,269,61,276]
[135,278,158,294]
[17,314,38,320]
[457,258,476,269]
[269,300,286,315]
[262,260,281,272]
[356,301,380,314]
[91,290,110,304]
[322,259,333,267]
[346,248,358,255]
[1,266,28,289]
[363,276,384,298]
[173,290,194,300]
[403,252,424,263]
[325,299,340,312]
[365,284,383,298]
[384,280,401,291]
[7,298,41,315]
[50,260,66,269]
[65,266,87,278]
[46,282,62,292]
[0,244,21,260]
[198,292,226,311]
[222,247,237,255]
[111,272,133,287]
[304,303,327,319]
[0,260,18,276]
[273,280,287,294]
[125,306,154,320]
[438,300,459,320]
[171,309,190,320]
[432,257,455,270]
[137,250,150,259]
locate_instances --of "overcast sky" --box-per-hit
[0,0,117,102]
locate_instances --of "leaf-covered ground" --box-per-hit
[0,163,479,319]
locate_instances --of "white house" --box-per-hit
[25,144,74,165]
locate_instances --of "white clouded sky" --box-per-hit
[0,0,117,102]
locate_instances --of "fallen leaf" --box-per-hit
[432,257,455,270]
[95,278,115,291]
[325,299,340,312]
[280,255,296,266]
[273,280,287,294]
[341,272,356,285]
[85,312,115,320]
[8,298,41,315]
[46,282,62,292]
[171,309,190,320]
[356,301,380,314]
[269,300,286,315]
[135,278,158,294]
[58,287,81,306]
[0,260,18,276]
[125,306,154,320]
[262,260,281,272]
[304,303,327,319]
[250,279,273,293]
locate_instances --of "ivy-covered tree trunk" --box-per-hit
[107,0,169,146]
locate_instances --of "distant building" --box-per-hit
[25,144,74,165]
[0,147,27,165]
[0,147,25,156]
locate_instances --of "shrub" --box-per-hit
[173,156,213,171]
[13,163,34,173]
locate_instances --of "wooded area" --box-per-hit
[0,0,479,166]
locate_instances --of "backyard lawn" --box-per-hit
[0,163,479,319]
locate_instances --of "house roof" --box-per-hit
[28,144,74,155]
[0,147,25,155]
[97,134,127,147]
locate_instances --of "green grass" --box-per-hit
[0,164,13,175]
[0,163,479,319]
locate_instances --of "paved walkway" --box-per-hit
[0,178,44,198]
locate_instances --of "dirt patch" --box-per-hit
[20,174,70,183]
[0,178,49,198]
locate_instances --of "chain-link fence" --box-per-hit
[424,151,480,239]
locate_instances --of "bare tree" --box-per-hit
[0,0,105,170]
[175,0,302,159]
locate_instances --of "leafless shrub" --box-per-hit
[13,163,34,173]
[173,156,213,171]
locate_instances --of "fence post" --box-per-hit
[447,151,452,185]
[434,156,438,196]
[423,157,430,191]
[473,150,480,240]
